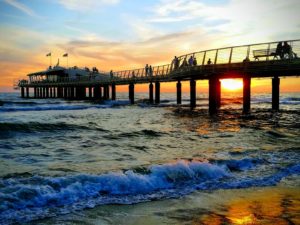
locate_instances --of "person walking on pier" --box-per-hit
[145,64,149,76]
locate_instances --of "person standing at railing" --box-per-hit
[276,42,284,59]
[149,65,153,76]
[172,56,180,70]
[145,64,149,76]
[181,57,188,67]
[207,58,212,65]
[110,70,113,79]
[188,56,194,66]
[193,57,197,66]
[282,41,297,59]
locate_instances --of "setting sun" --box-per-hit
[221,79,243,91]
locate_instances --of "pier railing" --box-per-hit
[19,39,300,86]
[112,39,300,80]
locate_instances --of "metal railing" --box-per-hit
[19,39,300,86]
[111,39,300,80]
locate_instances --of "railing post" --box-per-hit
[228,47,233,64]
[202,51,206,66]
[266,43,271,61]
[246,45,250,60]
[214,49,219,65]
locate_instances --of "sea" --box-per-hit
[0,91,299,225]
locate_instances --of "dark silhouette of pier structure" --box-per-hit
[17,39,300,113]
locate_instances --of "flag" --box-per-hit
[63,53,68,57]
[46,52,51,57]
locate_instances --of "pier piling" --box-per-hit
[111,84,116,100]
[129,83,134,104]
[243,76,251,113]
[21,87,25,98]
[190,79,196,108]
[149,82,154,104]
[272,76,280,110]
[155,81,160,104]
[209,77,218,114]
[177,81,182,105]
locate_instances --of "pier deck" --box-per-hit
[17,39,300,113]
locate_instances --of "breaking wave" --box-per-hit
[0,159,299,224]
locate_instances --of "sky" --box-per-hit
[0,0,300,92]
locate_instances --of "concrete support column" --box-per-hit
[21,87,25,98]
[57,87,62,98]
[129,83,135,104]
[102,86,107,100]
[34,87,37,98]
[70,87,75,99]
[64,87,68,98]
[155,81,160,104]
[50,87,53,98]
[190,79,196,108]
[94,86,100,99]
[88,87,93,99]
[243,76,251,113]
[177,81,182,105]
[37,88,40,98]
[216,79,221,108]
[26,87,29,98]
[43,87,46,98]
[53,87,56,98]
[272,76,280,111]
[111,84,116,100]
[105,85,110,100]
[209,78,218,114]
[46,87,49,98]
[149,82,154,104]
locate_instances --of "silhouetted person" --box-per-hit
[149,65,153,76]
[181,57,188,67]
[276,42,283,59]
[207,58,212,65]
[188,56,194,66]
[193,57,197,66]
[145,64,149,76]
[283,41,291,59]
[172,56,179,70]
[110,70,113,78]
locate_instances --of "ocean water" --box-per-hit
[0,91,299,224]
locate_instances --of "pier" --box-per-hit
[17,39,300,113]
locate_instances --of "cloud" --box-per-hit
[148,0,300,44]
[4,0,38,17]
[57,0,120,12]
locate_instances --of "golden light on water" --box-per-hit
[221,79,243,91]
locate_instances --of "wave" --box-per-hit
[0,159,299,224]
[0,100,131,112]
[0,122,108,134]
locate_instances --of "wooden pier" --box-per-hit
[17,39,300,113]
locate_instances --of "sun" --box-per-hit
[221,79,243,91]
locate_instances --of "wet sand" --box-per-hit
[36,176,300,225]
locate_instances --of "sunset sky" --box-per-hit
[0,0,300,92]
